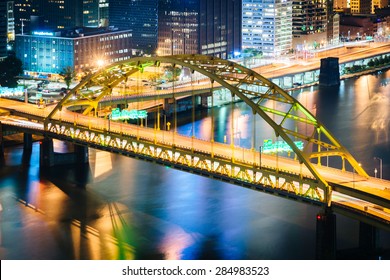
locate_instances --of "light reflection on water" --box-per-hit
[0,71,389,260]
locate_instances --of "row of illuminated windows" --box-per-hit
[98,33,132,41]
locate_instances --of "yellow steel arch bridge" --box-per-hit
[1,55,390,228]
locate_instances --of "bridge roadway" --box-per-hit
[1,98,390,228]
[76,42,390,110]
[255,42,390,79]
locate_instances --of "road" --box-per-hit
[255,42,390,79]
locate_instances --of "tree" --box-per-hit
[0,55,23,88]
[59,66,76,89]
[163,65,181,81]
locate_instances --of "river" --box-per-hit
[0,71,389,260]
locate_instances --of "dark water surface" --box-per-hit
[0,71,389,260]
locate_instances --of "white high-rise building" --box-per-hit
[242,0,292,57]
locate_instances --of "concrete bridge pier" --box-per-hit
[23,133,33,151]
[359,222,378,254]
[316,208,337,259]
[74,144,89,165]
[200,92,212,107]
[40,138,55,168]
[319,57,340,86]
[40,138,89,168]
[163,98,173,116]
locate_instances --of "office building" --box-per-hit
[158,0,241,58]
[327,0,339,44]
[292,1,327,36]
[334,0,349,9]
[13,0,108,35]
[13,0,40,35]
[242,0,292,57]
[1,1,15,57]
[0,1,7,58]
[16,27,134,74]
[350,0,372,14]
[372,0,389,13]
[99,0,109,27]
[109,0,158,53]
[38,0,101,30]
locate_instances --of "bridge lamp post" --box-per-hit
[374,168,378,178]
[374,157,382,179]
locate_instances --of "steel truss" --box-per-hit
[46,55,369,205]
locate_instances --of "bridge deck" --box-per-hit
[1,98,390,229]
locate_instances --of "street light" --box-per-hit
[374,168,378,178]
[374,157,382,179]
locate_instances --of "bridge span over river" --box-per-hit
[1,55,390,236]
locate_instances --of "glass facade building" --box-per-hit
[242,0,292,57]
[13,0,105,34]
[13,0,41,35]
[16,28,134,74]
[158,0,242,58]
[109,0,158,54]
[37,0,101,30]
[0,1,7,58]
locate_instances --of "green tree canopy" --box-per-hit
[0,55,23,88]
[59,66,76,89]
[163,65,181,81]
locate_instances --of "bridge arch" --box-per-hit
[46,54,368,200]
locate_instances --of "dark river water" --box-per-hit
[0,71,389,260]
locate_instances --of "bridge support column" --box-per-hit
[316,208,336,259]
[40,138,55,168]
[163,98,173,116]
[40,139,89,168]
[319,57,340,86]
[23,133,33,151]
[359,222,377,254]
[200,92,212,108]
[74,144,89,165]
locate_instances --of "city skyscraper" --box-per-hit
[158,0,242,58]
[38,0,102,30]
[13,0,107,35]
[242,0,292,57]
[292,1,327,36]
[109,0,158,54]
[99,0,109,27]
[13,0,40,35]
[327,0,338,44]
[0,1,14,57]
[0,1,8,58]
